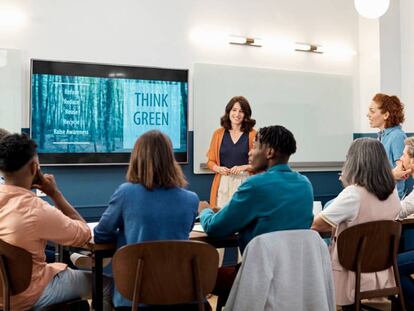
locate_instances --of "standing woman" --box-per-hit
[207,96,256,208]
[367,93,407,198]
[94,130,199,309]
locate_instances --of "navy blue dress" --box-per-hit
[219,131,249,168]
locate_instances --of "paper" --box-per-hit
[87,222,98,237]
[193,223,205,232]
[313,201,322,215]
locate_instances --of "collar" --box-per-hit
[0,184,36,196]
[379,125,402,138]
[267,163,291,172]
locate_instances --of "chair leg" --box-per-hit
[216,294,227,311]
[392,259,406,311]
[399,295,406,311]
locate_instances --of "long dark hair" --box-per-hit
[220,96,256,133]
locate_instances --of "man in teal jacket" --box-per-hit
[199,125,314,253]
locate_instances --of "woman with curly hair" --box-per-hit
[367,93,407,198]
[206,96,256,208]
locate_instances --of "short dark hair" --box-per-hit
[372,93,405,128]
[0,134,37,173]
[220,96,256,133]
[127,130,187,190]
[341,138,395,201]
[258,125,297,158]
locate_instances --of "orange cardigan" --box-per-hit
[206,128,257,207]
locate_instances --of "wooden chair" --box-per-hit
[337,220,406,311]
[0,239,89,311]
[112,240,219,311]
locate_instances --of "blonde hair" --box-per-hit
[405,137,414,158]
[127,130,187,190]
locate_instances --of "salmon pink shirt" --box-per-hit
[0,185,91,310]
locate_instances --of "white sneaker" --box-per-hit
[70,252,111,269]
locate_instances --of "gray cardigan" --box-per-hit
[225,230,335,311]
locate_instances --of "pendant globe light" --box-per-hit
[354,0,390,19]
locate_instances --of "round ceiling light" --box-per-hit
[354,0,390,19]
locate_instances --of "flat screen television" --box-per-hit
[30,59,188,165]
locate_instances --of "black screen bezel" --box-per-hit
[30,59,188,166]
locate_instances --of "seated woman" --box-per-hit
[94,130,199,309]
[312,138,401,308]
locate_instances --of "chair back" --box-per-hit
[337,220,401,273]
[337,220,405,311]
[0,239,32,311]
[225,230,336,311]
[112,240,218,311]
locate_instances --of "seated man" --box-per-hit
[0,134,112,310]
[393,136,414,310]
[199,125,314,297]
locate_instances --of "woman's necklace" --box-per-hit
[229,129,243,144]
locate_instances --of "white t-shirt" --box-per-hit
[319,185,360,228]
[399,186,414,219]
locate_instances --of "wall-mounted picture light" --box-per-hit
[294,43,323,54]
[229,35,263,47]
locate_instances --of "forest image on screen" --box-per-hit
[31,74,188,154]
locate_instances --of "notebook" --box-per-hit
[193,223,205,232]
[87,222,98,237]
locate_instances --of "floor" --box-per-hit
[351,299,392,310]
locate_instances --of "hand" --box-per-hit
[393,160,412,181]
[32,171,60,198]
[230,165,249,175]
[212,207,221,213]
[198,201,212,214]
[214,165,230,175]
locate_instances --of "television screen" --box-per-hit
[30,60,188,165]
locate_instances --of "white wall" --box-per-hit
[0,0,358,131]
[365,0,414,134]
[0,49,22,132]
[400,0,414,132]
[357,17,380,133]
[380,0,401,97]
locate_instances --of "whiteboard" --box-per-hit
[193,63,353,174]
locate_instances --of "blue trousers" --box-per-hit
[33,268,113,311]
[398,250,414,306]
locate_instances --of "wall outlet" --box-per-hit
[36,189,47,197]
